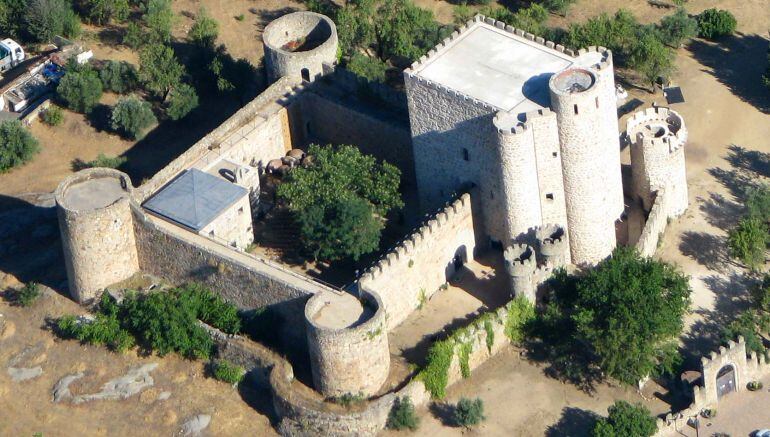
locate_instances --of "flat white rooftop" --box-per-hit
[412,22,575,113]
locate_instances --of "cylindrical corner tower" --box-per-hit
[491,111,542,243]
[504,244,537,302]
[305,290,390,398]
[627,107,688,216]
[55,168,139,303]
[263,11,338,84]
[549,68,617,265]
[576,47,625,221]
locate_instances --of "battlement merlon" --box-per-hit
[503,244,537,276]
[359,193,472,283]
[626,106,688,154]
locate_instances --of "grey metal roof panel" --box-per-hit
[143,168,248,231]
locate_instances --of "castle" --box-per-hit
[51,12,689,435]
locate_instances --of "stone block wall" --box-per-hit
[526,109,568,228]
[635,189,668,257]
[304,290,390,397]
[199,194,254,250]
[358,193,477,330]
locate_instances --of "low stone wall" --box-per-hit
[359,193,477,330]
[635,189,669,257]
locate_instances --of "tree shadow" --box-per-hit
[687,34,770,114]
[237,382,279,427]
[428,401,457,427]
[678,231,733,273]
[698,192,743,231]
[545,407,600,437]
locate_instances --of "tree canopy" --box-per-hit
[277,144,403,261]
[188,7,219,48]
[111,95,157,139]
[56,61,103,113]
[139,44,184,99]
[0,120,39,172]
[592,401,657,437]
[697,8,737,40]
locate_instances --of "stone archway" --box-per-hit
[716,364,736,398]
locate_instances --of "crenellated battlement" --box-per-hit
[359,193,473,284]
[626,106,687,154]
[576,46,613,72]
[493,111,529,135]
[521,108,556,123]
[504,244,537,277]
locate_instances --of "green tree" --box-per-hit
[657,8,698,48]
[99,60,138,94]
[386,396,420,431]
[165,82,198,120]
[26,0,82,42]
[728,216,768,270]
[0,120,39,172]
[592,401,657,437]
[564,10,639,55]
[75,0,129,24]
[110,96,157,139]
[628,27,675,91]
[123,21,144,48]
[721,310,767,356]
[453,398,485,428]
[144,0,173,44]
[41,105,64,126]
[746,184,770,223]
[346,53,388,82]
[188,7,219,48]
[697,8,737,39]
[541,0,576,15]
[751,274,770,312]
[56,61,103,113]
[139,44,184,100]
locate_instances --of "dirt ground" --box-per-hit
[0,286,277,436]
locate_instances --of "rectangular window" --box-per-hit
[238,207,244,215]
[463,148,469,161]
[545,193,554,201]
[552,152,558,158]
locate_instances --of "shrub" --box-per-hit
[721,310,766,357]
[386,396,420,431]
[145,0,174,44]
[592,401,656,437]
[697,8,737,40]
[139,44,184,100]
[76,0,129,25]
[728,216,768,271]
[73,153,127,170]
[657,8,698,47]
[123,22,144,49]
[99,61,138,94]
[331,392,365,407]
[452,4,474,26]
[346,53,388,83]
[628,27,675,90]
[26,0,82,42]
[176,283,241,334]
[212,359,245,384]
[752,274,770,312]
[111,96,157,139]
[235,14,245,21]
[418,339,453,398]
[504,297,535,344]
[14,282,41,307]
[41,105,64,126]
[453,397,485,428]
[56,62,103,113]
[746,184,770,223]
[748,380,764,391]
[541,0,576,15]
[188,7,219,48]
[165,83,199,121]
[0,120,40,172]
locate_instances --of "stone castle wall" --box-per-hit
[526,109,568,228]
[55,168,140,303]
[359,193,477,330]
[198,194,254,250]
[635,189,669,257]
[305,290,390,397]
[549,68,616,265]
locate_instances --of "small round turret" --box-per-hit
[536,224,569,267]
[263,12,338,84]
[504,244,537,302]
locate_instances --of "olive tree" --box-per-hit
[139,44,183,100]
[56,61,103,113]
[111,96,157,139]
[0,120,39,172]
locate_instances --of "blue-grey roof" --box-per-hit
[143,169,248,231]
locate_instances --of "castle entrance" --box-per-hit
[716,365,736,398]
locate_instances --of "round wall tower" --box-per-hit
[491,111,542,242]
[627,107,688,216]
[536,224,570,268]
[576,47,624,221]
[504,244,537,302]
[549,68,617,265]
[263,12,338,84]
[305,290,390,398]
[55,168,139,303]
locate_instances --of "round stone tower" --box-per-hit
[55,168,139,304]
[576,47,624,221]
[305,290,390,398]
[491,111,542,242]
[263,11,338,84]
[627,107,688,216]
[536,224,570,268]
[504,244,537,302]
[549,67,617,265]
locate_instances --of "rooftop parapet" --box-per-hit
[626,106,687,154]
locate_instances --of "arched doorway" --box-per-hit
[716,364,736,398]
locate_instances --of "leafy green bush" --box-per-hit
[166,83,199,121]
[41,105,64,126]
[746,184,770,223]
[331,392,365,407]
[99,61,138,94]
[73,153,127,170]
[188,7,219,48]
[504,297,535,344]
[346,53,389,83]
[386,396,420,431]
[541,0,576,15]
[57,62,103,113]
[453,397,485,428]
[13,282,41,307]
[0,120,40,172]
[628,26,675,90]
[139,44,184,100]
[177,283,241,334]
[76,0,129,25]
[418,339,453,398]
[212,359,245,384]
[56,295,135,352]
[751,275,770,312]
[592,401,656,437]
[111,96,157,139]
[657,8,698,47]
[728,216,768,271]
[26,0,82,42]
[721,310,766,357]
[145,0,174,44]
[697,9,736,40]
[123,22,144,48]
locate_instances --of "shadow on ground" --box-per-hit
[688,34,770,114]
[545,407,600,437]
